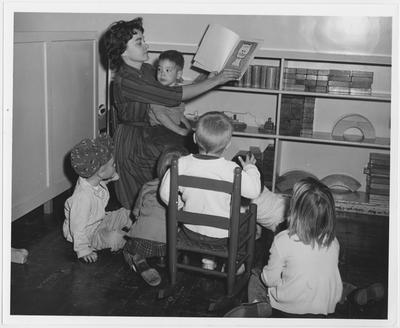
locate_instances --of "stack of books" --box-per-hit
[282,67,374,96]
[262,144,275,189]
[327,69,352,94]
[283,67,306,91]
[235,65,280,89]
[350,70,374,95]
[364,152,390,206]
[280,95,315,137]
[300,97,315,137]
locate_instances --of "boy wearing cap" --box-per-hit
[63,134,132,263]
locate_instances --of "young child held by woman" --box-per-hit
[123,146,188,286]
[148,50,192,137]
[63,135,132,263]
[159,111,261,269]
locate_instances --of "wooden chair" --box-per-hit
[160,158,257,311]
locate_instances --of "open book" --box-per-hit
[193,24,262,79]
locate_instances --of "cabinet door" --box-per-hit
[12,42,49,219]
[47,40,97,190]
[12,32,97,221]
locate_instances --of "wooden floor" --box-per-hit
[10,188,389,320]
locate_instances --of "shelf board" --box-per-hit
[218,86,391,102]
[219,86,280,95]
[147,42,392,66]
[232,127,390,149]
[278,132,390,149]
[280,90,391,102]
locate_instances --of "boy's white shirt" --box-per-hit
[63,177,110,258]
[159,154,261,238]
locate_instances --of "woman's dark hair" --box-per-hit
[99,17,144,71]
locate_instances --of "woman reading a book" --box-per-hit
[102,17,240,210]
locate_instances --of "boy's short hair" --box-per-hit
[159,50,184,70]
[70,134,114,178]
[195,111,233,155]
[156,145,188,179]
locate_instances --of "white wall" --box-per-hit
[14,13,392,105]
[13,12,393,191]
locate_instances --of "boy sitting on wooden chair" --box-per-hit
[159,111,261,270]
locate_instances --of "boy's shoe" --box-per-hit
[123,251,161,287]
[221,263,245,275]
[351,283,385,306]
[224,301,272,317]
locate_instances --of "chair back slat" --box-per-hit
[176,211,230,230]
[178,175,233,193]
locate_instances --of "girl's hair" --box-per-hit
[156,146,189,179]
[195,111,233,155]
[288,177,336,248]
[102,17,144,71]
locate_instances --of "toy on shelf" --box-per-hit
[258,117,275,134]
[320,174,361,193]
[332,114,376,142]
[275,170,318,193]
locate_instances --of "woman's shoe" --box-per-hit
[350,283,385,306]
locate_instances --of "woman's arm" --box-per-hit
[181,68,240,101]
[151,106,189,136]
[180,115,193,131]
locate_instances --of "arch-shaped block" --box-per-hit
[332,114,375,142]
[276,170,318,193]
[321,174,361,192]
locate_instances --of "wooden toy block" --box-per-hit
[321,174,361,192]
[332,114,376,142]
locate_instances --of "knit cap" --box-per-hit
[70,134,114,178]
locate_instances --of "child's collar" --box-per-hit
[193,154,221,160]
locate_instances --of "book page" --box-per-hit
[223,39,261,78]
[193,24,240,72]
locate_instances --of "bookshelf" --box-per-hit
[148,44,392,216]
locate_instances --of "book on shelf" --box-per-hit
[328,81,351,87]
[193,24,262,79]
[369,183,390,190]
[351,70,374,78]
[364,168,390,178]
[350,88,372,95]
[350,81,373,88]
[370,152,390,160]
[369,176,390,184]
[329,69,351,76]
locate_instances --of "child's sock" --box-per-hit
[201,257,217,270]
[11,248,29,264]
